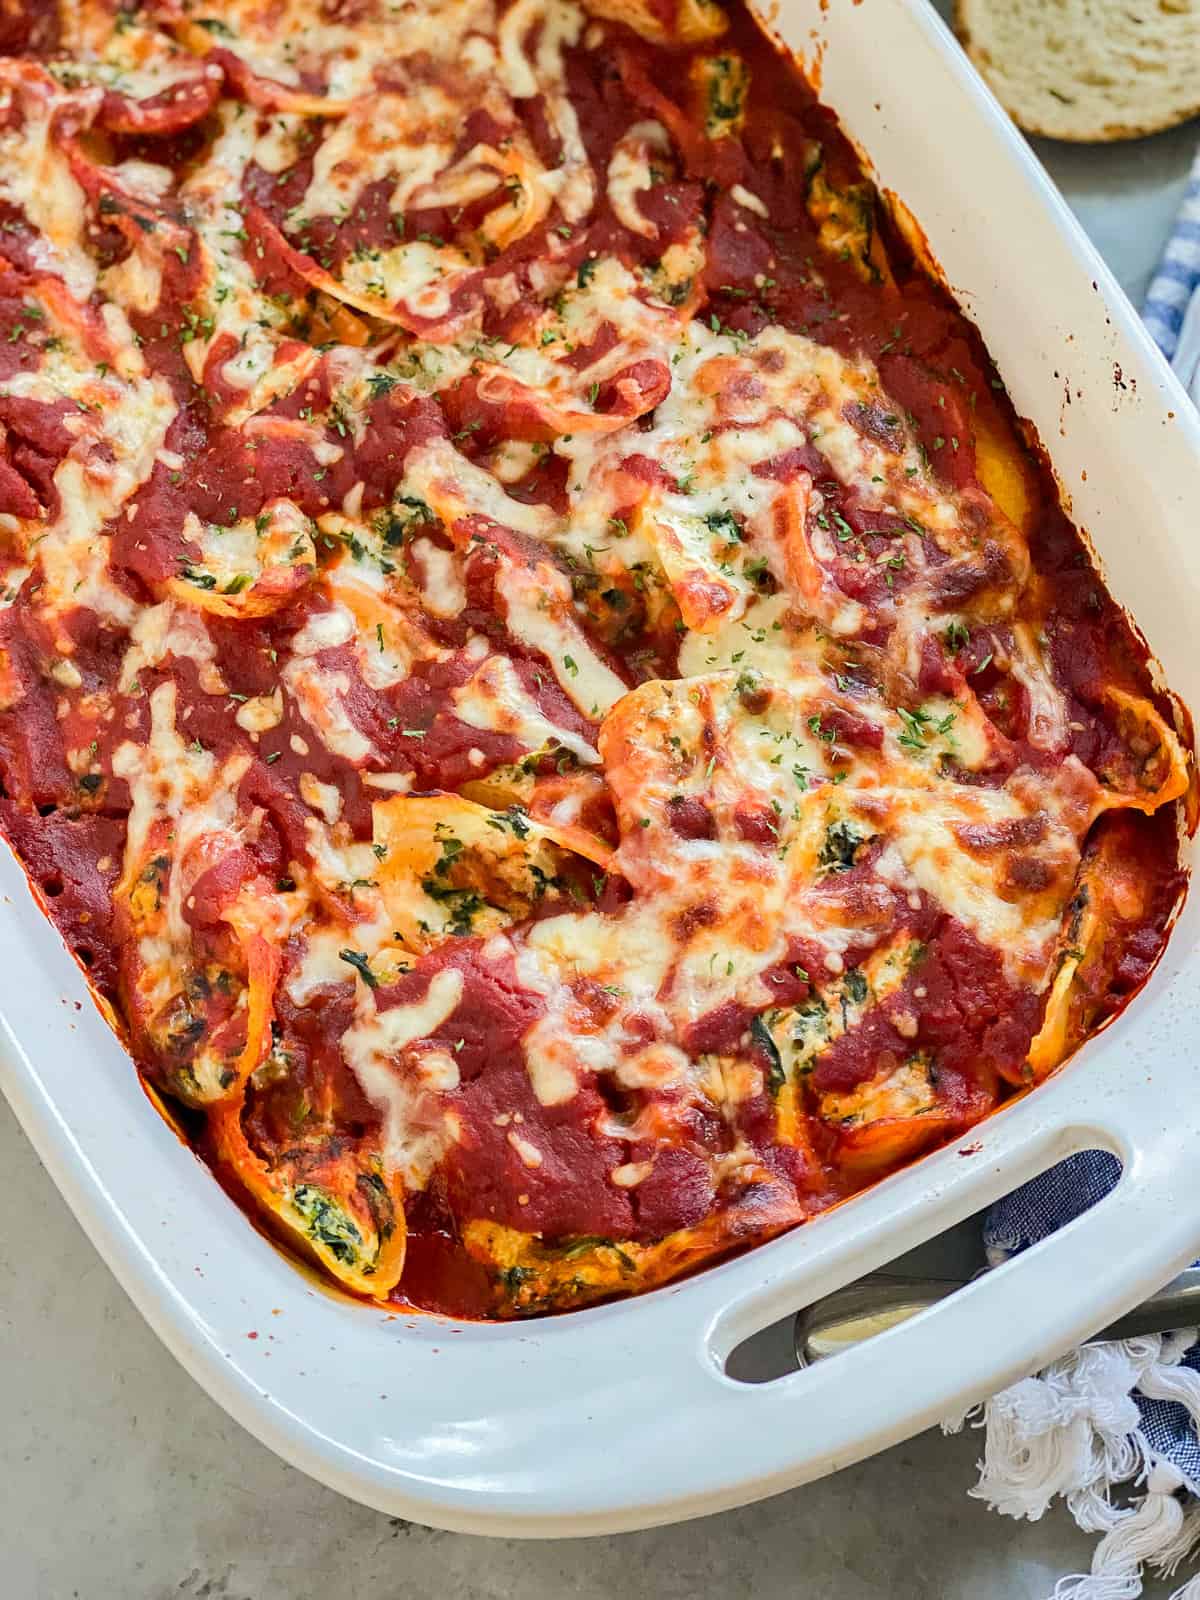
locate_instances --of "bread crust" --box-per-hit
[953,0,1200,143]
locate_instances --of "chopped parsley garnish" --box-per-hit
[338,949,378,987]
[897,706,931,750]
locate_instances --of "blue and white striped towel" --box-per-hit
[985,1153,1200,1487]
[1144,143,1200,397]
[952,146,1200,1600]
[966,1148,1200,1599]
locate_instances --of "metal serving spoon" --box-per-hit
[794,1268,1200,1366]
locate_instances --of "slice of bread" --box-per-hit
[954,0,1200,142]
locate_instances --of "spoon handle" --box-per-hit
[795,1267,1200,1366]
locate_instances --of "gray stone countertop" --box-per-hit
[3,5,1198,1596]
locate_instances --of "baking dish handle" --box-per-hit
[750,1155,1185,1442]
[512,1023,1200,1535]
[639,1059,1200,1530]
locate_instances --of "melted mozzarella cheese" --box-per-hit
[236,690,285,734]
[1008,622,1070,752]
[452,652,601,764]
[178,499,315,598]
[402,436,559,541]
[497,0,593,221]
[101,245,164,316]
[193,0,497,101]
[730,183,768,217]
[292,603,357,655]
[503,656,1095,1103]
[874,791,1072,986]
[493,562,627,719]
[57,11,213,101]
[120,602,225,695]
[340,239,472,322]
[0,69,96,300]
[175,104,304,414]
[678,593,815,679]
[606,121,669,238]
[13,360,178,642]
[341,967,465,1185]
[295,85,463,222]
[410,537,467,617]
[112,682,254,1021]
[282,661,373,764]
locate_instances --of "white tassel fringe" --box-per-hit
[944,1332,1200,1600]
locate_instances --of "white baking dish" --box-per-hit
[3,0,1200,1537]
